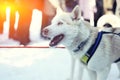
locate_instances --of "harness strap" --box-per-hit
[73,38,89,52]
[102,31,120,36]
[115,58,120,63]
[81,31,103,64]
[80,31,120,65]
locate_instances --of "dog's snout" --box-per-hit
[42,28,49,36]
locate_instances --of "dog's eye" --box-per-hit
[57,22,63,25]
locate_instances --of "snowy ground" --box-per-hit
[0,41,119,80]
[0,9,120,80]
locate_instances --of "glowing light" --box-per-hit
[8,3,17,12]
[1,2,42,41]
[0,2,16,14]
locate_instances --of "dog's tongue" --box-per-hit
[49,34,64,47]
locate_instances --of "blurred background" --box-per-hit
[0,0,120,80]
[0,0,119,45]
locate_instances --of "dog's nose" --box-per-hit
[42,28,49,36]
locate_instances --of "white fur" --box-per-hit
[116,0,120,18]
[97,0,120,31]
[42,6,120,80]
[97,13,120,31]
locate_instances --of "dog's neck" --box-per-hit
[73,36,90,52]
[67,26,99,58]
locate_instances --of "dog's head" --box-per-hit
[42,6,90,47]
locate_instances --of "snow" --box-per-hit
[0,48,71,80]
[0,9,119,80]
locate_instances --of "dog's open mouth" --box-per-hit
[49,34,64,47]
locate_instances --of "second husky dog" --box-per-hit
[42,6,120,80]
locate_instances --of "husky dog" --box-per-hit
[42,6,120,80]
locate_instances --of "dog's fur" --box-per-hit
[97,0,120,31]
[97,13,120,32]
[97,13,120,27]
[42,6,120,80]
[116,0,120,18]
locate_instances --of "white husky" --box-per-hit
[42,6,120,80]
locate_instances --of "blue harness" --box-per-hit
[74,31,120,65]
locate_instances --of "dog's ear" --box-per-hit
[71,5,81,21]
